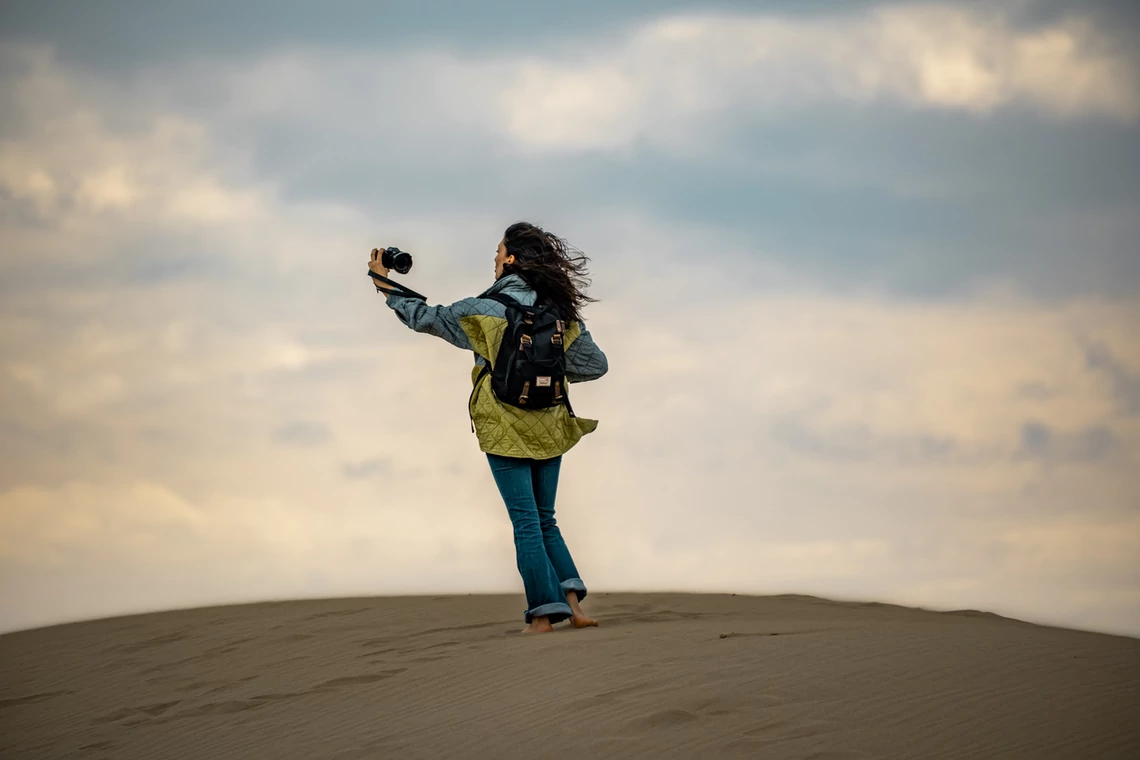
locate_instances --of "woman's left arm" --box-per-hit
[564,320,608,382]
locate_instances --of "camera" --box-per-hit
[369,245,427,301]
[381,246,413,274]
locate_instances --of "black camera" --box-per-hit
[381,246,413,274]
[369,245,427,302]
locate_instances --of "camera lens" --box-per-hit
[382,247,414,274]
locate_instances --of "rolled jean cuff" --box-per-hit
[527,602,572,624]
[561,578,587,601]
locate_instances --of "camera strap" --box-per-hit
[369,271,428,301]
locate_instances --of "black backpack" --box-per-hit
[468,292,576,428]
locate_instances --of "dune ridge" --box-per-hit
[2,592,1138,759]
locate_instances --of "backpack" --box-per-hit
[468,292,576,429]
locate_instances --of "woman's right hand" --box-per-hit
[369,248,391,283]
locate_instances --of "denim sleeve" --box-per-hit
[385,293,476,351]
[564,321,608,382]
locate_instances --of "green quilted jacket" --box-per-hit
[384,273,608,458]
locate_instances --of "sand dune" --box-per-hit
[2,593,1138,759]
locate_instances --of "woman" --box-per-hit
[368,222,608,634]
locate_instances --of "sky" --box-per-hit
[1,0,1138,637]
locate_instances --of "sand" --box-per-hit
[2,593,1138,759]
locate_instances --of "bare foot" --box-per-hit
[564,590,599,629]
[570,613,599,628]
[521,617,554,634]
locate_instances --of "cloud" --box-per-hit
[60,6,1132,302]
[496,4,1139,151]
[1016,421,1120,463]
[1085,342,1140,416]
[0,48,265,231]
[121,4,1138,162]
[273,421,333,447]
[343,458,392,480]
[769,417,960,465]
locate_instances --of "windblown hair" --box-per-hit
[500,222,597,323]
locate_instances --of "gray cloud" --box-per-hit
[272,421,332,447]
[769,417,962,466]
[217,116,1140,299]
[1016,0,1140,39]
[342,457,392,480]
[1085,343,1140,416]
[8,0,1138,78]
[1017,422,1121,463]
[0,1,926,73]
[33,12,1125,302]
[1019,421,1053,459]
[4,5,1139,301]
[1018,382,1057,401]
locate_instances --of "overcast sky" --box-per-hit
[1,0,1138,637]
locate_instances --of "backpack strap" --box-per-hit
[484,290,558,313]
[483,291,524,310]
[562,385,576,419]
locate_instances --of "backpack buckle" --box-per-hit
[551,334,562,345]
[519,334,532,350]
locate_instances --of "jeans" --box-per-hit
[486,453,588,624]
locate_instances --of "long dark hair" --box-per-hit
[500,221,597,323]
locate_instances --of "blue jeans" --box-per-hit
[486,453,588,624]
